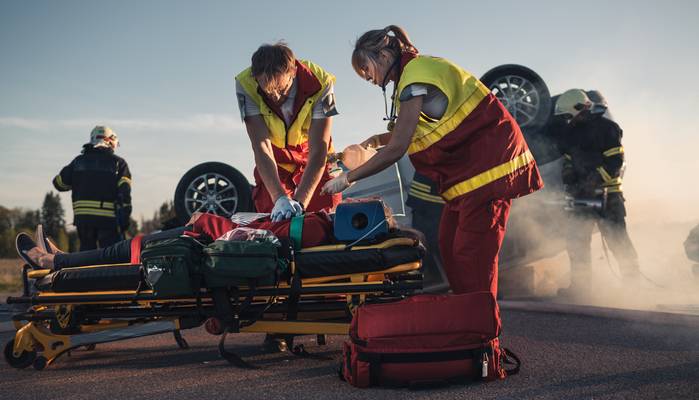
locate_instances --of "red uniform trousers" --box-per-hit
[252,167,341,213]
[438,199,511,298]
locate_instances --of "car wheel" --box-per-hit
[174,162,253,224]
[480,64,552,132]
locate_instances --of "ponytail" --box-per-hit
[352,25,418,76]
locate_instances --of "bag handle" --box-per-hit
[502,347,521,376]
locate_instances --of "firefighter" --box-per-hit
[322,25,543,297]
[554,89,641,296]
[405,172,449,291]
[235,42,341,222]
[53,126,132,251]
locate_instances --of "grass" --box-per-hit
[0,258,23,293]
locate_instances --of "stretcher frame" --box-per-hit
[5,251,423,370]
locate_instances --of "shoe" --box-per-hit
[15,233,41,269]
[35,224,52,254]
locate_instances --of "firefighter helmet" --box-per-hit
[90,126,119,148]
[554,89,592,120]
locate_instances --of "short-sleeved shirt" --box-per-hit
[235,79,338,126]
[399,83,448,121]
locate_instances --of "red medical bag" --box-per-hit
[341,291,520,388]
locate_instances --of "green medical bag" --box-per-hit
[202,239,287,288]
[141,236,204,297]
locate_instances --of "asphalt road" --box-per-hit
[1,308,698,400]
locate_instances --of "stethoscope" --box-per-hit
[380,56,402,131]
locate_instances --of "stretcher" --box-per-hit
[4,232,424,370]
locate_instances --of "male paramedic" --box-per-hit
[235,42,341,222]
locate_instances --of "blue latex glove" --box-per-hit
[271,195,303,222]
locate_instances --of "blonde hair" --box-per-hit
[352,25,418,77]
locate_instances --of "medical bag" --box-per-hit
[141,236,203,297]
[341,291,520,388]
[202,239,287,288]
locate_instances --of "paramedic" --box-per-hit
[236,42,341,222]
[322,25,543,297]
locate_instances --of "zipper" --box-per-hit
[205,252,277,260]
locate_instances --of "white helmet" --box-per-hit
[90,125,119,148]
[554,89,592,120]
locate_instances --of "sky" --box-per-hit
[1,0,698,226]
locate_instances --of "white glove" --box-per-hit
[271,196,303,222]
[321,172,353,194]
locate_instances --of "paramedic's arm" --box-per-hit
[360,131,393,149]
[52,161,74,191]
[294,117,332,208]
[347,96,422,183]
[244,116,286,202]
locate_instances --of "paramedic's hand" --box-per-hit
[360,135,382,149]
[321,172,353,194]
[271,196,302,222]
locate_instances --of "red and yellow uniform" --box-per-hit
[236,60,342,213]
[396,54,543,296]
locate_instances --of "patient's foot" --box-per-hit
[46,238,64,254]
[26,247,55,269]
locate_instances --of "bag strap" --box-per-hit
[289,215,304,252]
[502,347,521,376]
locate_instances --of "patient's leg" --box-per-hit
[53,239,132,269]
[53,227,188,269]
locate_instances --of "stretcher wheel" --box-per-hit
[4,339,36,369]
[33,356,47,371]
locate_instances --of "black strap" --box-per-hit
[357,348,481,364]
[218,332,258,369]
[502,347,521,376]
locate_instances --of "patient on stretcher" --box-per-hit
[18,211,337,270]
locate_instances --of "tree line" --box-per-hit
[0,192,176,258]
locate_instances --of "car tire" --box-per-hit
[174,162,253,225]
[480,64,552,132]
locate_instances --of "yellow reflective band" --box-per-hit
[442,150,535,201]
[407,83,490,155]
[408,188,445,204]
[410,181,432,192]
[72,200,115,209]
[563,153,572,160]
[118,176,132,186]
[54,175,71,190]
[596,166,621,184]
[603,146,624,157]
[606,185,623,193]
[73,208,116,217]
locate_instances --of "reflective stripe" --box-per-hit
[563,153,572,160]
[407,83,490,155]
[410,181,432,192]
[606,185,623,193]
[408,187,445,204]
[595,166,622,185]
[73,200,115,209]
[442,150,535,201]
[603,146,624,157]
[118,176,132,186]
[73,208,116,217]
[54,175,71,190]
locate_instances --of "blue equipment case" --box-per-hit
[334,200,389,242]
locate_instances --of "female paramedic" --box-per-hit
[236,42,342,222]
[322,25,544,297]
